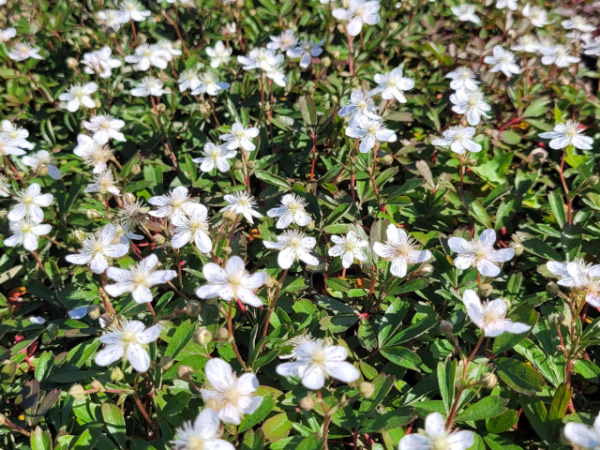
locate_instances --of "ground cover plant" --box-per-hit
[1,0,600,449]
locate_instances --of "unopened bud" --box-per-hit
[419,263,434,277]
[580,176,600,191]
[305,220,315,231]
[87,304,101,320]
[0,413,5,426]
[111,367,124,382]
[66,57,79,69]
[137,33,147,44]
[548,313,560,329]
[123,192,136,203]
[69,384,86,401]
[153,234,166,245]
[193,328,213,345]
[233,160,243,171]
[509,241,524,256]
[81,36,89,45]
[94,193,104,202]
[94,98,101,109]
[130,164,141,176]
[221,246,232,256]
[246,160,255,170]
[559,310,572,327]
[439,320,454,335]
[86,209,100,220]
[321,56,331,67]
[476,283,493,298]
[360,382,375,399]
[546,281,560,295]
[156,103,167,114]
[187,300,201,316]
[479,373,497,389]
[159,356,175,370]
[381,155,394,166]
[117,83,125,91]
[299,396,315,410]
[223,209,238,222]
[217,328,229,340]
[98,313,115,328]
[178,365,194,381]
[91,380,104,392]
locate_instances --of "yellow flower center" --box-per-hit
[187,436,206,450]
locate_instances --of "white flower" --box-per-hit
[65,223,129,274]
[131,77,167,97]
[0,136,25,156]
[522,4,552,27]
[118,196,150,230]
[105,254,177,304]
[0,27,16,43]
[267,194,312,229]
[451,4,480,24]
[584,36,600,57]
[328,231,369,268]
[562,16,595,32]
[432,126,482,154]
[263,230,319,269]
[265,62,288,87]
[399,412,474,450]
[84,170,121,196]
[449,89,491,126]
[178,69,202,93]
[221,22,236,36]
[267,30,298,52]
[332,0,381,37]
[117,0,151,23]
[484,46,520,78]
[369,67,415,103]
[82,115,126,145]
[8,43,43,61]
[73,135,113,173]
[287,39,323,69]
[95,319,161,372]
[547,259,600,307]
[237,48,282,72]
[220,122,260,152]
[8,183,54,223]
[81,46,121,79]
[538,120,593,150]
[564,412,600,449]
[373,225,431,278]
[510,35,540,53]
[4,217,52,251]
[220,192,263,224]
[171,206,212,252]
[540,44,580,68]
[148,186,203,220]
[338,89,380,127]
[193,142,236,173]
[194,72,230,96]
[58,82,98,112]
[448,229,514,278]
[200,358,263,425]
[97,10,122,31]
[496,0,517,10]
[30,317,46,325]
[206,41,233,68]
[463,289,531,337]
[195,256,267,307]
[1,120,35,150]
[276,338,360,390]
[446,67,480,92]
[0,174,10,197]
[156,40,182,61]
[345,116,397,153]
[125,44,169,71]
[171,408,235,450]
[22,150,62,180]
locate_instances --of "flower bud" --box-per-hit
[321,56,331,68]
[217,327,229,340]
[306,220,316,231]
[98,313,115,328]
[69,384,86,401]
[0,413,5,426]
[233,160,244,171]
[178,365,194,381]
[360,382,375,399]
[331,50,340,59]
[130,164,142,175]
[579,176,600,191]
[111,367,124,382]
[479,373,497,389]
[117,83,125,91]
[559,310,572,327]
[156,103,167,114]
[81,36,89,45]
[546,281,560,295]
[193,328,213,345]
[419,263,434,278]
[509,241,524,256]
[187,300,201,316]
[87,304,101,320]
[94,193,104,202]
[246,160,255,170]
[380,155,394,166]
[159,356,175,370]
[86,209,101,220]
[265,275,277,288]
[548,313,561,329]
[476,283,493,298]
[123,192,136,203]
[299,396,315,410]
[153,234,166,245]
[91,380,104,392]
[223,209,238,222]
[66,57,79,69]
[137,33,147,44]
[439,320,454,335]
[95,98,101,109]
[37,164,48,176]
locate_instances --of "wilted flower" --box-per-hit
[220,192,263,224]
[59,82,98,112]
[65,223,129,274]
[432,126,482,154]
[332,0,381,37]
[538,121,593,150]
[4,217,52,251]
[206,41,233,68]
[463,289,531,336]
[171,408,235,450]
[373,225,432,278]
[369,67,415,103]
[329,231,369,268]
[263,229,319,269]
[399,412,474,450]
[448,229,514,278]
[484,46,520,77]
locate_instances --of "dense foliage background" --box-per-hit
[1,0,600,449]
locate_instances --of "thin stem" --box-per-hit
[147,302,156,317]
[261,269,288,338]
[558,147,573,224]
[310,133,317,181]
[370,145,381,206]
[226,300,248,371]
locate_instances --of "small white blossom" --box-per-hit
[449,89,491,126]
[562,16,595,33]
[338,89,380,127]
[496,0,517,10]
[584,36,600,57]
[117,0,151,23]
[194,72,230,96]
[220,122,260,152]
[4,217,52,252]
[95,319,161,372]
[446,67,480,92]
[522,4,552,27]
[463,289,531,337]
[66,223,129,274]
[369,67,415,103]
[267,194,312,229]
[8,183,54,223]
[84,170,121,196]
[206,41,233,68]
[97,10,123,32]
[432,126,482,154]
[156,40,182,61]
[267,30,298,52]
[563,412,600,449]
[237,48,282,72]
[484,46,520,78]
[30,317,46,325]
[373,225,432,278]
[451,4,480,24]
[58,82,98,112]
[125,44,169,71]
[329,231,369,268]
[510,35,540,53]
[538,120,593,150]
[82,115,126,145]
[22,150,62,180]
[547,259,600,307]
[73,135,113,173]
[264,230,319,269]
[448,229,514,278]
[0,136,25,156]
[265,62,288,87]
[539,44,580,67]
[332,0,381,37]
[345,116,397,153]
[287,39,323,69]
[193,142,236,173]
[1,120,35,151]
[8,43,43,61]
[195,256,267,307]
[148,186,203,220]
[220,192,263,224]
[81,47,122,78]
[0,27,16,43]
[131,77,167,97]
[171,206,212,252]
[399,412,474,450]
[171,408,235,450]
[178,69,202,93]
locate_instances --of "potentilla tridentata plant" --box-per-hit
[1,0,600,449]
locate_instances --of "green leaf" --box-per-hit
[520,397,550,442]
[360,407,416,433]
[357,373,395,422]
[70,428,102,450]
[547,384,572,441]
[388,279,429,296]
[255,170,290,188]
[483,433,524,450]
[500,130,521,145]
[437,360,456,415]
[522,98,551,118]
[521,238,563,262]
[164,319,195,359]
[262,412,293,442]
[377,299,409,347]
[496,358,545,395]
[548,191,566,228]
[31,426,52,450]
[239,394,276,433]
[486,410,519,434]
[102,403,127,449]
[492,304,538,354]
[380,346,422,371]
[298,96,317,127]
[358,319,377,351]
[456,396,508,422]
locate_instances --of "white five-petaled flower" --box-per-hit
[432,126,482,154]
[287,39,324,69]
[195,256,267,307]
[81,46,122,78]
[522,4,552,27]
[267,30,298,52]
[4,217,52,252]
[584,37,600,57]
[399,412,474,450]
[95,319,161,372]
[373,225,432,278]
[547,259,600,307]
[58,82,98,112]
[0,136,25,156]
[83,115,126,145]
[563,412,600,449]
[125,44,169,71]
[220,192,263,224]
[220,122,260,152]
[178,69,202,93]
[73,135,113,173]
[329,231,369,269]
[237,48,282,72]
[332,0,381,37]
[117,0,151,23]
[369,67,415,103]
[194,72,230,96]
[156,40,182,61]
[496,0,517,10]
[263,229,319,269]
[538,120,593,150]
[484,46,520,78]
[22,150,62,180]
[105,254,177,304]
[8,43,43,61]
[8,183,54,223]
[276,338,360,390]
[148,186,203,220]
[462,289,531,337]
[265,62,288,87]
[171,206,212,252]
[1,120,35,151]
[510,35,540,53]
[345,116,397,153]
[65,223,129,274]
[338,89,380,127]
[451,4,480,24]
[446,67,479,92]
[562,16,595,33]
[97,10,123,31]
[206,41,233,68]
[449,89,491,126]
[0,27,16,43]
[448,229,514,278]
[131,77,167,97]
[193,142,236,173]
[84,170,121,196]
[200,358,263,425]
[267,194,312,229]
[171,408,235,450]
[539,44,580,68]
